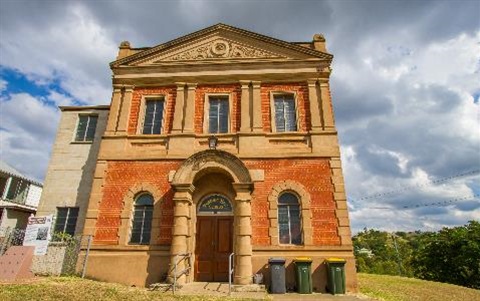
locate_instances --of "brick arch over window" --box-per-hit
[119,183,163,245]
[172,149,252,185]
[267,180,313,246]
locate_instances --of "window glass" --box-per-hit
[143,99,164,134]
[277,192,302,245]
[274,95,297,132]
[130,194,154,244]
[209,96,229,133]
[54,207,79,236]
[75,115,98,142]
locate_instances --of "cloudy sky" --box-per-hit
[0,0,479,233]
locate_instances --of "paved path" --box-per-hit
[271,293,376,300]
[175,282,376,300]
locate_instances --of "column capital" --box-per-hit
[172,183,195,194]
[307,78,318,86]
[232,182,253,193]
[239,80,251,88]
[186,83,197,89]
[251,81,261,88]
[175,82,186,88]
[319,78,329,85]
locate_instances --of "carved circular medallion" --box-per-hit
[210,40,230,57]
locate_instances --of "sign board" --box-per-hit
[23,215,53,255]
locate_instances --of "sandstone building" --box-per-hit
[38,24,357,292]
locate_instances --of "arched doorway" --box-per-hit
[169,150,253,285]
[195,193,233,281]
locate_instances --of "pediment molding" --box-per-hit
[111,23,332,68]
[158,38,284,62]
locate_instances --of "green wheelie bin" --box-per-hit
[293,257,312,294]
[325,258,346,294]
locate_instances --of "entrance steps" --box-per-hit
[149,282,266,298]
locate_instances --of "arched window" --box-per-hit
[130,193,154,244]
[278,192,302,245]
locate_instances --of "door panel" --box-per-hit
[195,218,214,281]
[195,216,233,282]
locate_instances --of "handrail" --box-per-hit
[228,252,234,296]
[173,253,191,295]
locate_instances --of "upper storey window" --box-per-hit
[208,96,229,133]
[273,94,297,132]
[75,115,98,142]
[142,98,165,134]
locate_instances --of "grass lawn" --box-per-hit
[2,274,480,301]
[358,273,480,301]
[0,277,259,301]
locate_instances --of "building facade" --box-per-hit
[0,161,42,230]
[40,24,357,292]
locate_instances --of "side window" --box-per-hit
[273,94,297,132]
[278,192,302,245]
[142,98,165,134]
[130,193,154,244]
[54,207,79,236]
[75,115,98,142]
[208,96,229,133]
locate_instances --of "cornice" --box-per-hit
[110,23,333,68]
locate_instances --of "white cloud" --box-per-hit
[0,0,479,232]
[0,93,60,182]
[0,3,115,105]
[0,79,7,93]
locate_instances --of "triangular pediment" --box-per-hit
[112,24,332,67]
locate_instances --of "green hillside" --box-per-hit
[359,273,480,301]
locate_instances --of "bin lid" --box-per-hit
[325,257,346,263]
[293,257,312,263]
[268,257,286,264]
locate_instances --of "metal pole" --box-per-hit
[173,254,178,295]
[392,234,403,276]
[228,252,234,296]
[81,235,92,278]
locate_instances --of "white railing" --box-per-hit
[173,253,191,295]
[228,252,235,295]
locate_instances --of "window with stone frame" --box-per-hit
[278,192,302,245]
[54,207,79,236]
[208,95,229,133]
[75,115,98,142]
[142,98,165,134]
[130,193,154,244]
[273,94,297,132]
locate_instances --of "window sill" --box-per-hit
[70,141,93,144]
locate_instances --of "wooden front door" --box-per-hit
[195,216,233,282]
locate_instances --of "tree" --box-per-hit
[411,221,480,289]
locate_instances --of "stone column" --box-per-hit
[307,79,322,131]
[169,184,194,284]
[240,81,251,132]
[183,83,197,133]
[233,183,253,285]
[172,83,186,133]
[251,81,262,132]
[105,86,123,134]
[319,80,335,129]
[116,85,134,134]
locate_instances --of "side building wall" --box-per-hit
[37,107,109,235]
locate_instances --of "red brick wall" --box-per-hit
[94,161,181,244]
[194,84,241,133]
[260,83,310,132]
[245,158,339,246]
[128,87,177,135]
[94,158,339,247]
